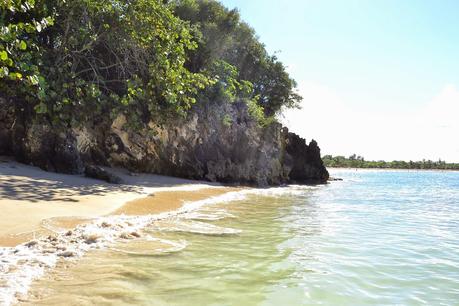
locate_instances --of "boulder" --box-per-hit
[84,165,123,184]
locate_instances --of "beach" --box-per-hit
[0,159,242,305]
[0,159,238,247]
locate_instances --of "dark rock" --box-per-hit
[130,232,141,238]
[0,98,329,186]
[52,133,84,174]
[284,132,329,183]
[101,101,322,185]
[15,124,83,174]
[24,240,38,248]
[84,165,123,184]
[47,235,58,242]
[57,251,76,257]
[119,232,134,239]
[329,177,343,181]
[0,98,14,156]
[83,234,99,244]
[1,98,84,174]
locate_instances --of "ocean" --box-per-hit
[16,169,459,305]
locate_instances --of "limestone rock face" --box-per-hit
[105,102,289,185]
[0,98,329,185]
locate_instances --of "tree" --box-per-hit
[1,0,304,129]
[0,0,54,105]
[172,0,302,116]
[1,0,211,125]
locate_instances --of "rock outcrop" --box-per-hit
[0,98,328,185]
[84,165,123,184]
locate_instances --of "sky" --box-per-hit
[220,0,459,162]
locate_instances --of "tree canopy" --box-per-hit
[1,0,302,127]
[173,0,302,116]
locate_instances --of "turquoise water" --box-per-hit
[26,169,459,305]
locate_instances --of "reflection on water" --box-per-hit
[23,170,459,305]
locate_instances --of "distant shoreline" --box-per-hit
[323,155,459,171]
[327,166,459,172]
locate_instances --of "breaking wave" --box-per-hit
[0,185,307,305]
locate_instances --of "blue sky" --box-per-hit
[220,0,459,162]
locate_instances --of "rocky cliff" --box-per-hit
[0,98,328,186]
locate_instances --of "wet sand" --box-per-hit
[113,188,242,216]
[0,160,231,247]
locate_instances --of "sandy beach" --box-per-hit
[0,158,236,247]
[0,158,244,305]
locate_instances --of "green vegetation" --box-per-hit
[172,0,302,116]
[0,0,54,103]
[323,154,459,170]
[1,0,301,127]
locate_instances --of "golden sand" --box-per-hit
[0,161,235,247]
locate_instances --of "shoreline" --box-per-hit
[0,160,243,305]
[0,160,228,247]
[327,167,459,172]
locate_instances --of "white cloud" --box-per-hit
[280,82,459,162]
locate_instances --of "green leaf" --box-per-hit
[37,89,46,100]
[0,51,8,61]
[19,40,27,50]
[9,72,22,80]
[34,102,48,114]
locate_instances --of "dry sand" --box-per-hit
[0,158,235,247]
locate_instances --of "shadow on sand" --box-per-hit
[0,159,209,203]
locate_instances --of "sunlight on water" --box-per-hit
[23,170,459,305]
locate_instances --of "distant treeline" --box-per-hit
[323,154,459,170]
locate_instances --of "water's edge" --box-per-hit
[0,186,314,306]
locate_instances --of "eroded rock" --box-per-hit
[84,165,123,184]
[0,98,328,185]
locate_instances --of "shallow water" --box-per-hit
[23,170,459,305]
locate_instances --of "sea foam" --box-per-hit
[0,185,306,305]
